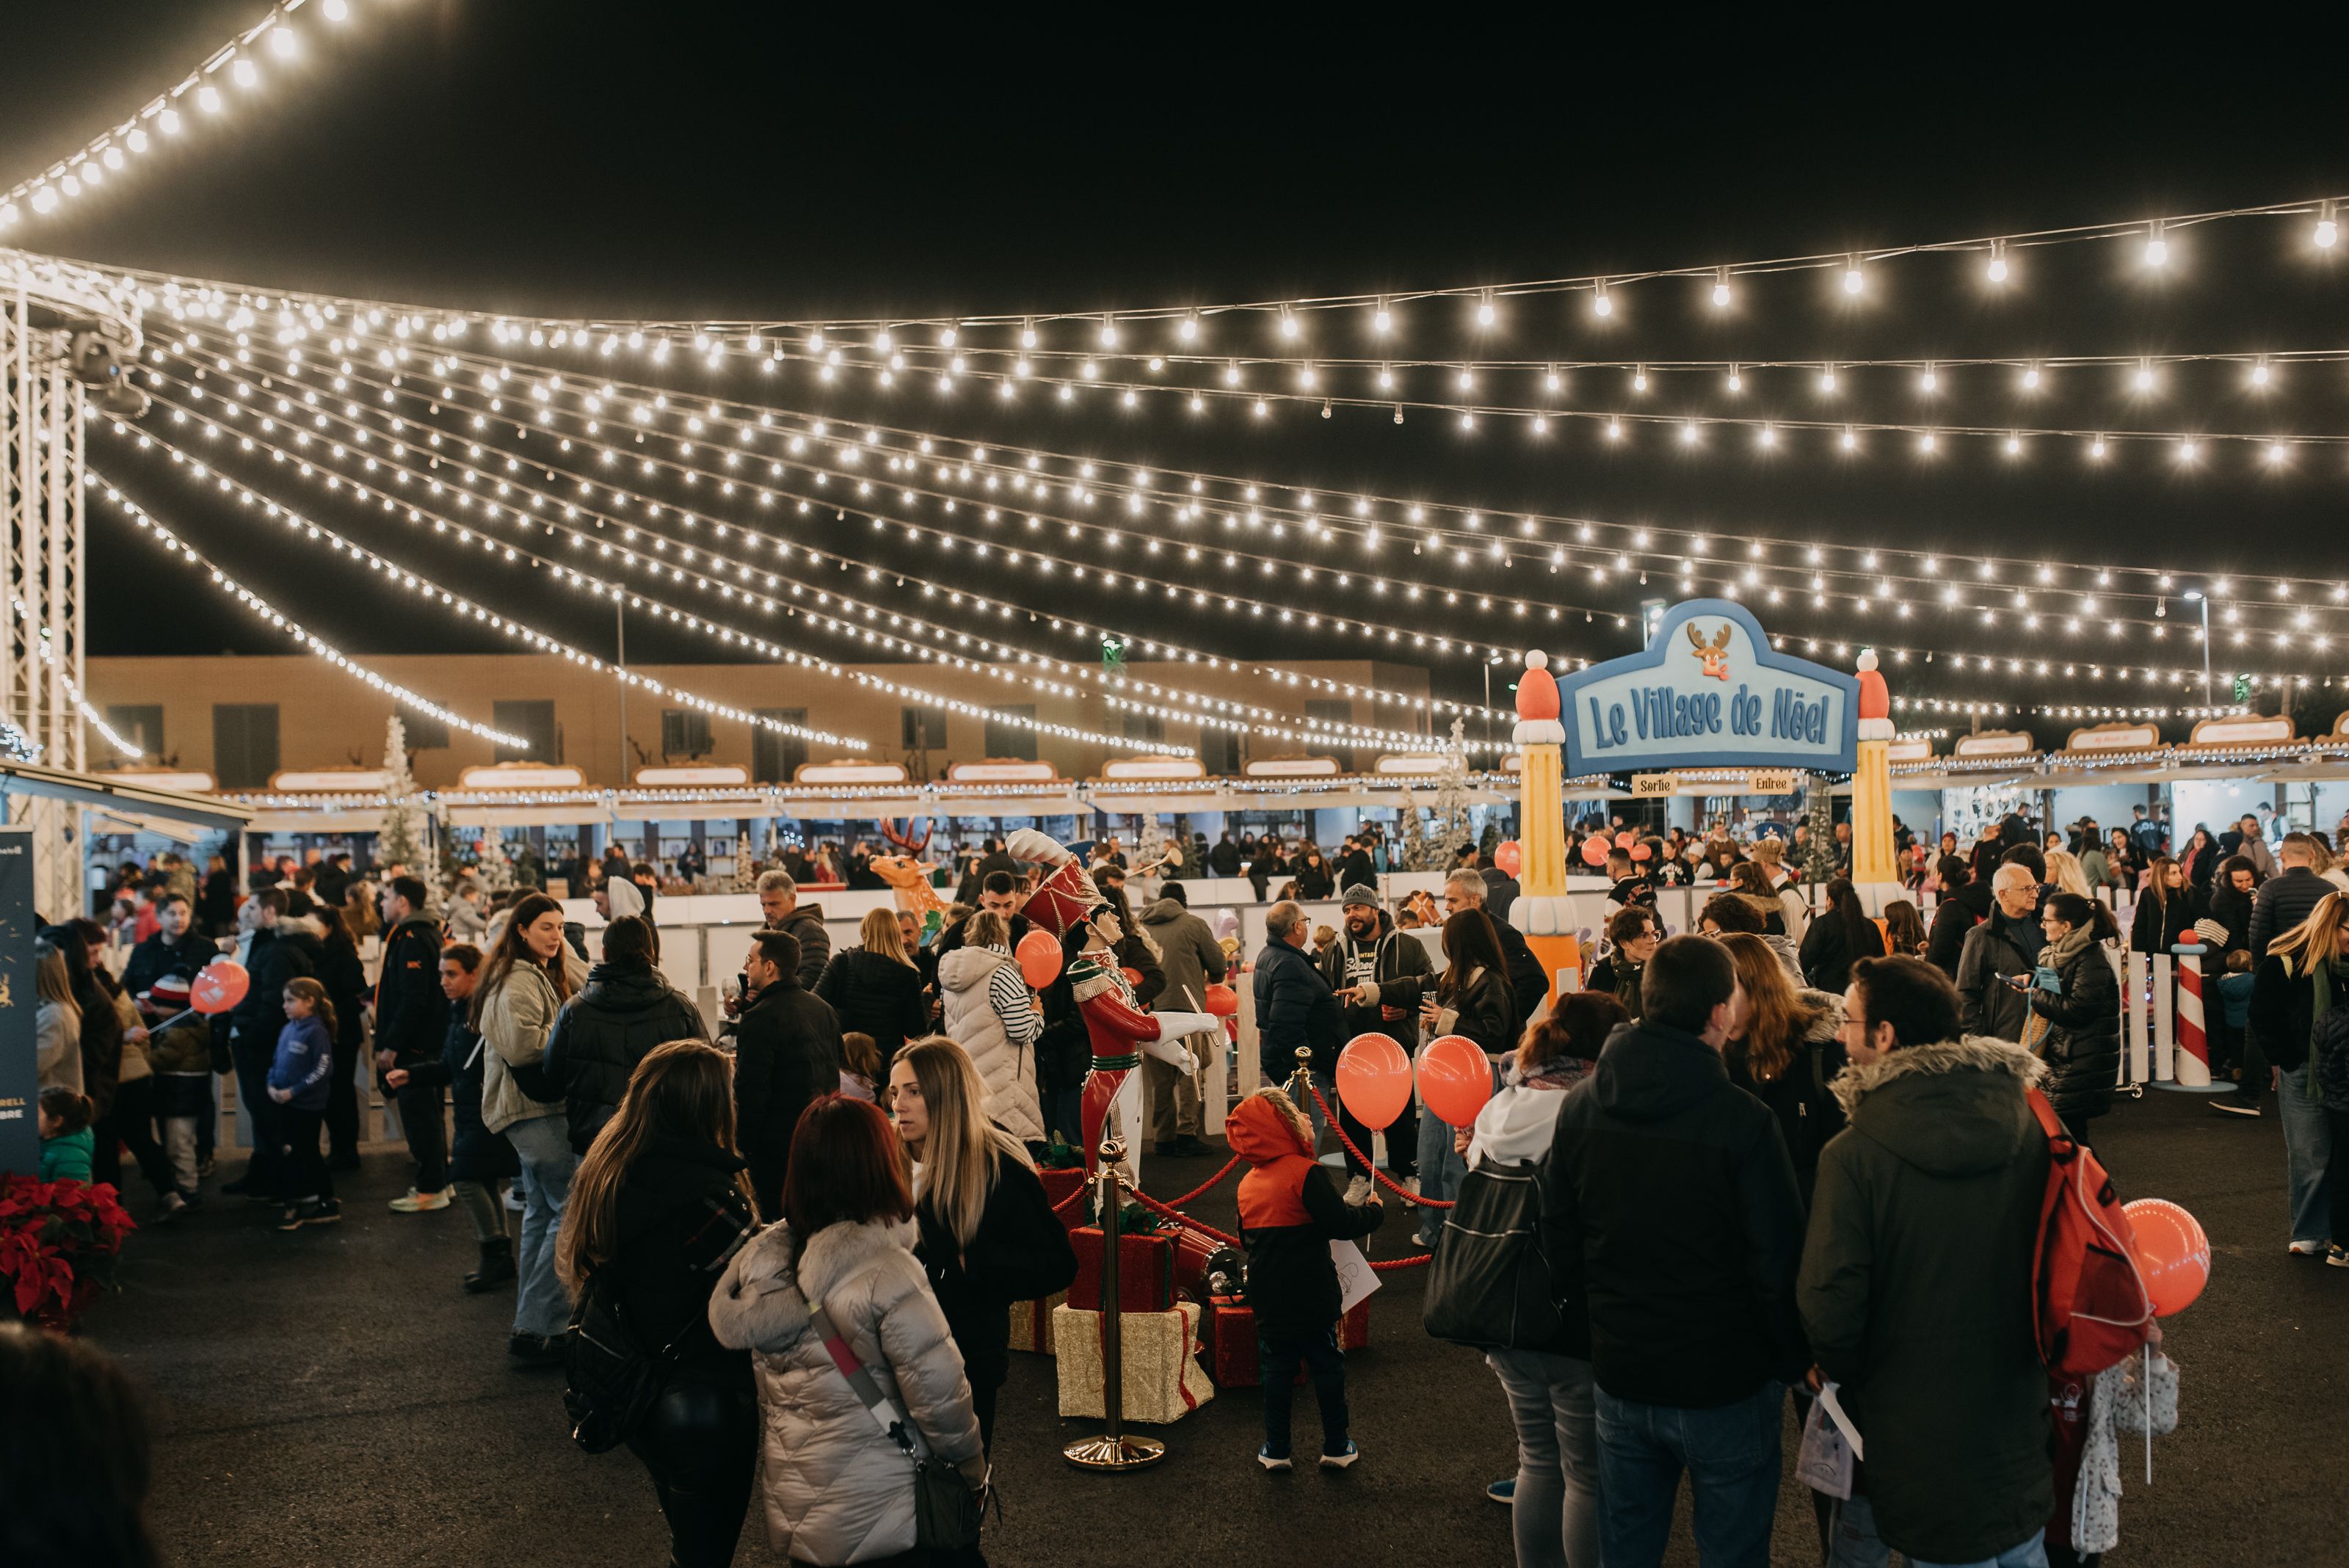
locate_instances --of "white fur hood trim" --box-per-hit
[1829,1034,2047,1118]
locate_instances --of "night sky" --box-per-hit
[10,3,2349,729]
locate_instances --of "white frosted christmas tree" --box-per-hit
[1427,718,1477,863]
[378,715,424,871]
[1396,780,1432,871]
[1136,813,1170,876]
[731,831,756,891]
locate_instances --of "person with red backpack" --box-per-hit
[1798,956,2058,1568]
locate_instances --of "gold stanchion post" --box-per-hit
[1062,1133,1166,1471]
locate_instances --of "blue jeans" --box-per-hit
[1258,1326,1348,1458]
[1415,1106,1467,1249]
[1487,1348,1602,1568]
[507,1113,577,1337]
[1595,1379,1785,1568]
[2279,1065,2335,1246]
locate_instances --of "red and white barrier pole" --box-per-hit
[2154,943,2232,1094]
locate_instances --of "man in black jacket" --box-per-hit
[371,875,454,1209]
[544,915,710,1154]
[123,892,219,999]
[1209,832,1243,878]
[1253,901,1341,1090]
[1318,886,1432,1189]
[1539,935,1806,1568]
[2249,832,2330,960]
[222,889,322,1199]
[733,929,845,1216]
[1445,869,1549,1023]
[1925,857,1994,978]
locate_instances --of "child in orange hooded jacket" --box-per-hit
[1228,1088,1385,1471]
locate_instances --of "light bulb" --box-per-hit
[1098,319,1118,347]
[1476,296,1495,326]
[2143,231,2168,266]
[1632,369,1647,391]
[1842,262,1863,294]
[1917,432,1937,454]
[1279,313,1300,340]
[1711,275,1732,308]
[0,203,15,228]
[1726,369,1742,392]
[323,0,349,18]
[102,146,124,170]
[2320,216,2341,249]
[2090,438,2108,459]
[1840,428,1856,450]
[2177,440,2199,462]
[2251,360,2271,387]
[1987,255,2009,282]
[231,57,258,87]
[269,24,298,57]
[1178,316,1199,342]
[1818,367,1837,393]
[159,108,182,134]
[1591,284,1612,317]
[127,127,148,151]
[2134,365,2155,391]
[2022,366,2041,389]
[1679,421,1699,445]
[198,84,224,112]
[1919,367,1938,392]
[1020,324,1037,348]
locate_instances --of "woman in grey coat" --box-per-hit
[710,1095,987,1567]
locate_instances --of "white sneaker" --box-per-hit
[1344,1175,1372,1205]
[2290,1238,2327,1256]
[390,1186,454,1213]
[503,1186,526,1212]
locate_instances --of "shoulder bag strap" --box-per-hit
[807,1300,924,1458]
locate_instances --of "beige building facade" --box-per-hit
[84,653,1439,791]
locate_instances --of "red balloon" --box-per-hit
[1418,1034,1495,1128]
[2124,1198,2210,1316]
[1203,983,1239,1017]
[1580,837,1611,867]
[1493,839,1523,878]
[1630,842,1653,862]
[190,957,250,1015]
[1121,965,1143,988]
[1613,830,1636,850]
[1335,1033,1412,1132]
[1014,929,1063,990]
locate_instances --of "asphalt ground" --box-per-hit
[81,1084,2339,1567]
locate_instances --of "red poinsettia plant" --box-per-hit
[0,1175,137,1332]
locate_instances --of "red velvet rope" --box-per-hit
[1304,1082,1456,1208]
[1158,1154,1244,1208]
[1125,1186,1241,1246]
[1370,1252,1434,1272]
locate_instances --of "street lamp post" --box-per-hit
[2184,589,2212,708]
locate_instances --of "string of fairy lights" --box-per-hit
[165,333,2349,675]
[116,401,1509,755]
[95,191,2346,344]
[10,598,144,761]
[225,322,2349,640]
[0,1,364,230]
[127,357,2349,750]
[104,418,1514,758]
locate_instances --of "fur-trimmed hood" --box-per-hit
[707,1216,921,1354]
[1831,1035,2047,1179]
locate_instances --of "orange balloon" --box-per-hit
[1418,1034,1495,1128]
[1335,1033,1412,1131]
[1121,965,1143,988]
[1580,837,1611,867]
[190,957,250,1015]
[1014,928,1063,990]
[2124,1198,2210,1316]
[1493,839,1523,877]
[1203,983,1239,1017]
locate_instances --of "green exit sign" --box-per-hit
[2232,674,2251,702]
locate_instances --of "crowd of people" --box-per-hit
[33,794,2349,1568]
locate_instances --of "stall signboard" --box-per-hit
[0,828,35,1175]
[1559,600,1859,777]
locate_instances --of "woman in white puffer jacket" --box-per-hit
[710,1095,986,1567]
[933,911,1046,1149]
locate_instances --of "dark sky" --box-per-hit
[10,3,2349,726]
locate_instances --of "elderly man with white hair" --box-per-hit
[1953,861,2045,1040]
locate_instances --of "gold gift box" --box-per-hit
[1051,1301,1216,1423]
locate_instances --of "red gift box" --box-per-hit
[1039,1167,1088,1231]
[1166,1221,1229,1304]
[1070,1226,1175,1313]
[1202,1296,1372,1387]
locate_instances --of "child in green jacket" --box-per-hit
[39,1087,96,1182]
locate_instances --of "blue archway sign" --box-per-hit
[1559,599,1859,777]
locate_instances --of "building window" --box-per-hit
[661,708,714,759]
[984,705,1037,761]
[211,704,280,789]
[900,705,948,751]
[105,704,162,761]
[1199,727,1240,775]
[402,712,451,750]
[1122,711,1166,744]
[493,700,559,764]
[754,709,809,783]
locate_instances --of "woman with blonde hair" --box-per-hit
[557,1040,758,1568]
[887,1036,1076,1448]
[934,908,1047,1149]
[815,906,927,1076]
[2249,893,2349,1252]
[33,940,82,1092]
[1716,931,1848,1205]
[2044,848,2093,900]
[474,890,589,1365]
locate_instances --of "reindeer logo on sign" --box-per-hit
[1686,622,1734,680]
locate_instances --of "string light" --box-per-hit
[0,1,366,228]
[10,598,142,761]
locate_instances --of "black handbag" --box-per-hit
[561,1268,685,1454]
[808,1302,995,1552]
[1421,1158,1565,1351]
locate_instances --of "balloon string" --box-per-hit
[1306,1082,1456,1208]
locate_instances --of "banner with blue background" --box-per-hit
[1559,600,1859,777]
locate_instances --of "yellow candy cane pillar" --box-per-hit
[1850,647,1900,888]
[1508,650,1582,1010]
